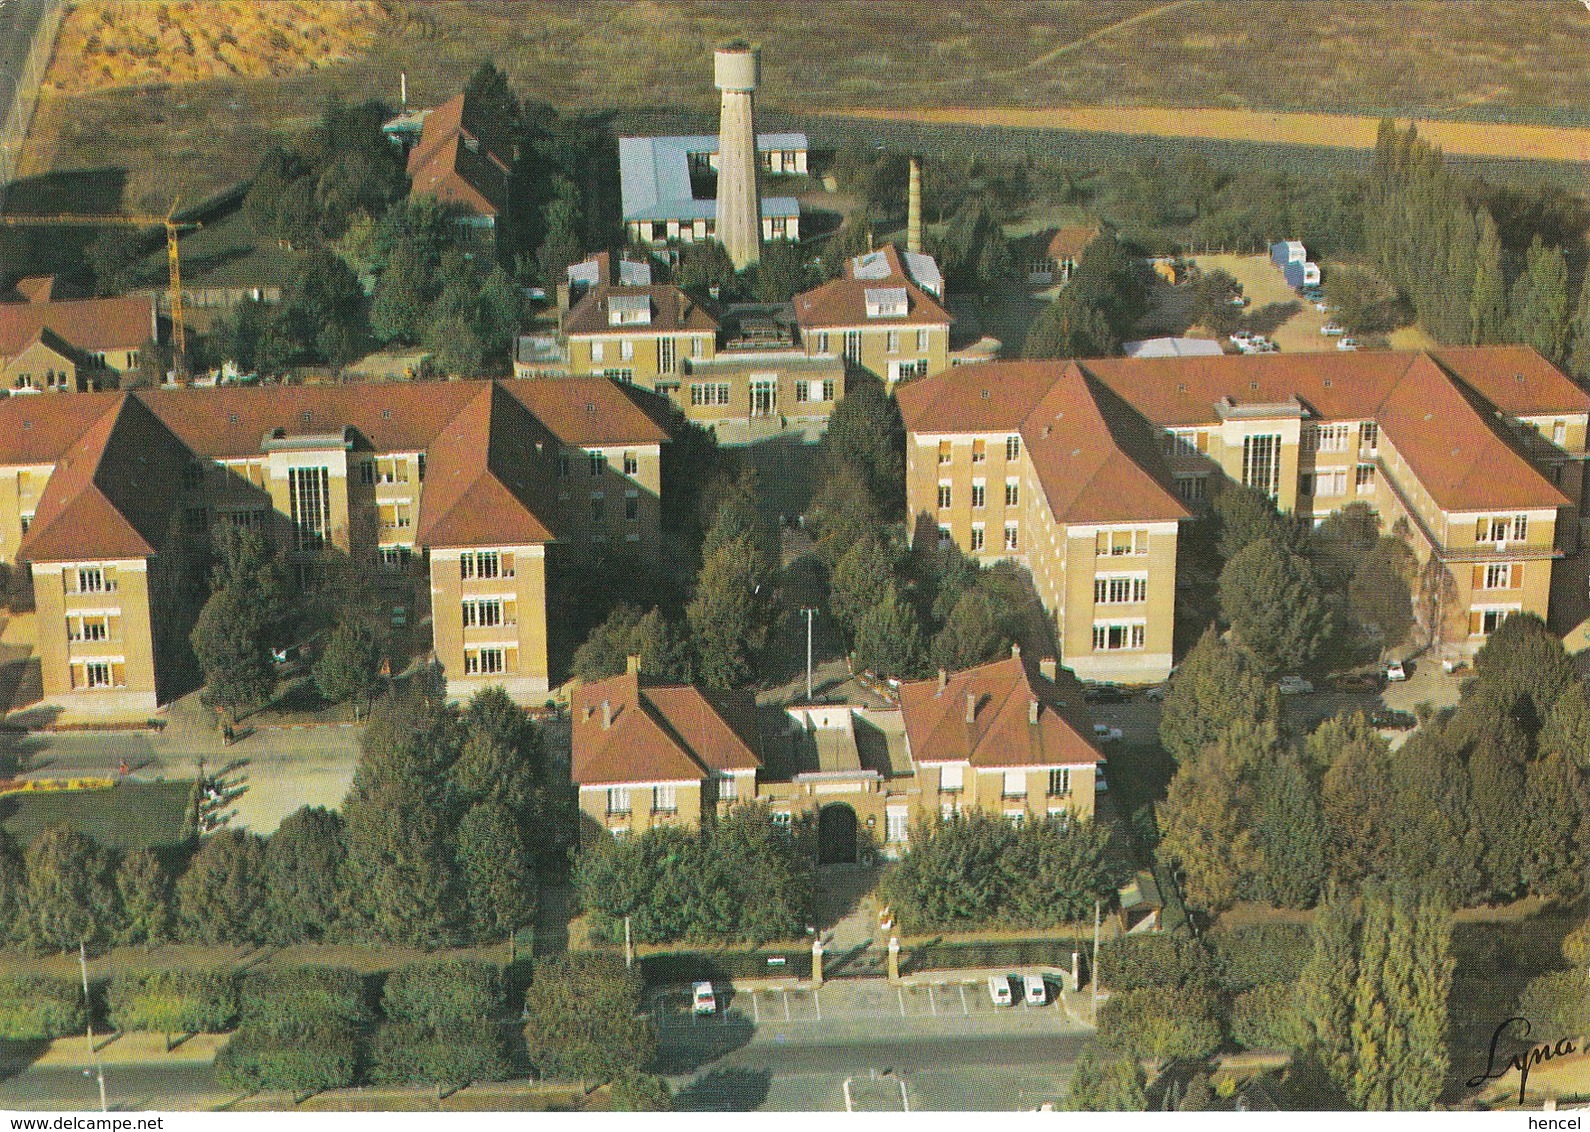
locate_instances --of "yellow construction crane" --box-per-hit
[0,201,202,375]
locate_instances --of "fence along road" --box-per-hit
[0,0,64,208]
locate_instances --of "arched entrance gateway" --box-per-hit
[817,803,858,865]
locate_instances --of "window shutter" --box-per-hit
[503,599,517,625]
[1470,610,1484,635]
[111,662,125,687]
[502,552,515,577]
[505,647,519,672]
[1511,564,1522,588]
[1472,565,1486,589]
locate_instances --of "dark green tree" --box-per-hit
[1214,483,1295,561]
[312,617,384,716]
[1022,292,1115,359]
[190,587,276,722]
[1156,726,1264,913]
[822,380,905,514]
[20,827,117,952]
[1508,236,1572,364]
[176,829,268,946]
[1251,745,1326,908]
[931,589,1011,672]
[687,532,774,691]
[571,606,690,683]
[1314,715,1395,884]
[1157,628,1277,765]
[523,952,656,1086]
[369,236,437,344]
[752,240,809,302]
[851,579,926,680]
[262,807,346,944]
[828,537,896,638]
[1219,536,1330,675]
[456,801,538,943]
[1063,1048,1147,1111]
[115,848,171,948]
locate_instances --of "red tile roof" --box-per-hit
[1047,225,1100,261]
[897,360,1189,525]
[571,670,762,786]
[1376,353,1571,513]
[20,395,194,561]
[563,284,720,338]
[0,296,155,357]
[2,378,669,563]
[416,383,561,548]
[793,243,952,330]
[916,348,1583,517]
[897,655,1102,769]
[406,92,511,219]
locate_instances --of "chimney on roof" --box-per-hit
[907,156,923,255]
[602,700,613,729]
[1029,698,1040,725]
[965,692,977,724]
[1011,642,1022,660]
[626,654,641,676]
[1039,657,1057,681]
[937,668,948,693]
[583,705,594,723]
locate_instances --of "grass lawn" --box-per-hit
[0,780,190,852]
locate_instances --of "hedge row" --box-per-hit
[106,970,238,1042]
[901,937,1090,977]
[639,947,812,985]
[367,1024,511,1088]
[214,1026,361,1095]
[1209,924,1312,993]
[0,975,87,1040]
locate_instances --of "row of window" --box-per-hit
[1300,464,1377,497]
[588,336,706,366]
[1093,622,1147,651]
[938,436,1022,465]
[607,785,679,815]
[462,646,516,675]
[587,493,641,523]
[1095,575,1148,605]
[1478,562,1521,590]
[66,613,120,642]
[460,597,517,629]
[458,550,513,580]
[964,524,1020,553]
[937,481,1020,509]
[69,659,125,690]
[558,450,640,477]
[1478,514,1530,543]
[1096,529,1150,557]
[358,456,425,486]
[65,566,117,595]
[793,379,837,404]
[939,765,1072,797]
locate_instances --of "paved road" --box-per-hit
[0,1061,221,1112]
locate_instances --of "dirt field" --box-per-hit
[47,2,387,95]
[19,1,1590,210]
[827,106,1590,164]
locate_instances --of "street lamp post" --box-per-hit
[800,607,817,702]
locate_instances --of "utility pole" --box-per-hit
[78,943,105,1113]
[624,914,633,969]
[800,607,817,702]
[1091,899,1101,1021]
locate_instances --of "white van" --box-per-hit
[987,974,1014,1006]
[692,981,716,1015]
[1024,975,1048,1006]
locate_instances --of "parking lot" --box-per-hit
[651,974,1077,1033]
[652,976,1089,1111]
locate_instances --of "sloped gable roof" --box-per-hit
[571,670,762,786]
[897,655,1102,769]
[0,295,154,356]
[794,243,952,329]
[20,395,193,562]
[415,383,561,548]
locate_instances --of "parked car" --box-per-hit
[1371,708,1417,731]
[1338,337,1359,351]
[1321,321,1345,336]
[1441,656,1467,675]
[1278,675,1314,695]
[1314,300,1332,313]
[1024,974,1048,1006]
[1093,723,1124,743]
[1083,682,1129,704]
[1333,671,1383,693]
[987,974,1014,1006]
[1384,659,1408,682]
[692,981,717,1016]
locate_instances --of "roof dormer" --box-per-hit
[864,286,908,319]
[608,293,653,327]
